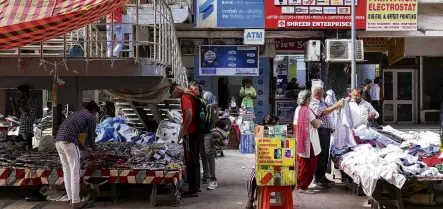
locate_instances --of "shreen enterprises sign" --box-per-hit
[366,0,418,31]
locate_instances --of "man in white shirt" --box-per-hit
[349,88,379,128]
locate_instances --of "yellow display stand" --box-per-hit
[255,125,296,186]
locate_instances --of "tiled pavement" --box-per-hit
[0,150,438,209]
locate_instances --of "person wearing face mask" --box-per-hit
[349,88,379,129]
[55,101,99,208]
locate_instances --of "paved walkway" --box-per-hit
[0,150,438,209]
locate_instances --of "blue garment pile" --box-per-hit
[407,144,440,160]
[95,117,155,143]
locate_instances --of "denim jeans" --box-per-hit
[106,24,124,57]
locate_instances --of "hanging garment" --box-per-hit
[330,100,356,155]
[325,89,337,126]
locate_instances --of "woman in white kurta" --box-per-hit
[293,90,321,194]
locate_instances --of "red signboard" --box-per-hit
[265,0,367,29]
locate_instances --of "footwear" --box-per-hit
[72,202,85,209]
[322,177,336,186]
[207,181,218,191]
[314,179,326,187]
[201,178,210,184]
[182,191,198,198]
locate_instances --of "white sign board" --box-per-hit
[244,29,265,45]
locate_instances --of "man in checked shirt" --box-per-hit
[55,101,99,208]
[11,85,37,151]
[310,86,344,187]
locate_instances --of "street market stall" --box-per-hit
[331,123,443,208]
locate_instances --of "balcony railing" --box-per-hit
[0,0,188,86]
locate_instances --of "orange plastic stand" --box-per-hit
[259,186,293,209]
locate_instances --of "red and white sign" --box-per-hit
[275,38,308,53]
[265,0,366,29]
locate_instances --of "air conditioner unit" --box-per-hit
[305,40,321,62]
[326,39,364,62]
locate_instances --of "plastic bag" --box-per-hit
[156,120,180,144]
[38,135,56,152]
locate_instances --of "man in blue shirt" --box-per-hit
[55,101,99,208]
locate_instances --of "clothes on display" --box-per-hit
[330,100,356,157]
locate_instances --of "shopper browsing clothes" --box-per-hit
[371,77,383,125]
[293,90,321,194]
[170,83,201,197]
[362,79,372,103]
[188,81,219,191]
[11,84,37,150]
[239,79,256,113]
[310,86,344,187]
[55,101,99,208]
[349,88,379,129]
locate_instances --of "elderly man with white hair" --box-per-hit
[309,85,344,187]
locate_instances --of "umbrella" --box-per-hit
[0,0,130,50]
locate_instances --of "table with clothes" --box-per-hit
[0,142,184,205]
[330,101,443,208]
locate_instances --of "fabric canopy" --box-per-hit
[103,78,172,104]
[0,0,129,50]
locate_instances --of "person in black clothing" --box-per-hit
[286,78,299,90]
[362,79,372,103]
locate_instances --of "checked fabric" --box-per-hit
[0,0,130,50]
[0,168,182,186]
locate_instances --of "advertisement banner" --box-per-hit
[194,56,212,90]
[194,0,265,28]
[200,45,259,76]
[253,58,271,123]
[388,38,405,66]
[265,0,366,29]
[366,0,417,31]
[361,37,388,52]
[256,138,296,166]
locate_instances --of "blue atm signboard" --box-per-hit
[194,0,265,28]
[199,45,259,76]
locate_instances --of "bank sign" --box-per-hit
[194,0,265,28]
[199,45,259,76]
[264,0,367,29]
[244,29,265,45]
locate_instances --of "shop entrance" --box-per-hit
[383,69,416,124]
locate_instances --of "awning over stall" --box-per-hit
[0,0,129,50]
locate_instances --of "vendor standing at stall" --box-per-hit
[55,101,99,208]
[349,88,379,129]
[310,86,344,187]
[11,84,37,150]
[170,83,201,198]
[239,79,256,113]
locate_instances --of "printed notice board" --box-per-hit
[256,138,296,166]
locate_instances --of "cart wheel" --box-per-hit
[172,196,180,207]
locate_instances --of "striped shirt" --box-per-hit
[310,98,334,129]
[55,109,97,146]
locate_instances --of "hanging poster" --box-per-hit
[366,0,417,31]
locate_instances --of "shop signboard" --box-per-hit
[264,0,366,29]
[388,38,405,66]
[366,0,417,31]
[199,45,259,76]
[194,0,265,28]
[275,38,308,53]
[361,37,388,52]
[244,29,265,45]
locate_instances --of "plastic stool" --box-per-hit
[260,186,293,209]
